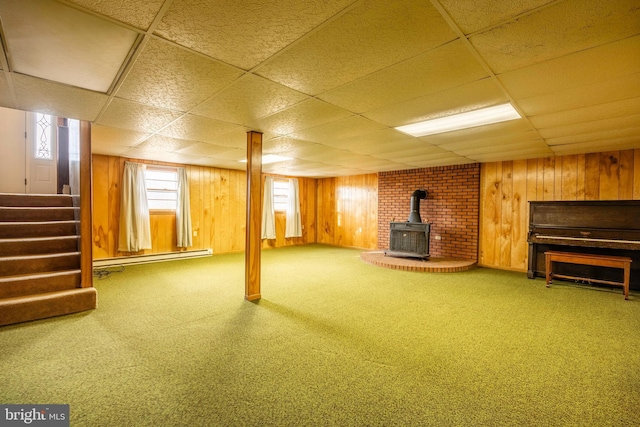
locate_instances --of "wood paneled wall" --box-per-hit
[92,154,317,259]
[317,174,378,249]
[480,149,640,271]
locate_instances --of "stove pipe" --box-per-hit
[408,189,428,223]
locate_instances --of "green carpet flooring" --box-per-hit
[1,244,639,426]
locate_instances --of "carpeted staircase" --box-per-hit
[0,193,96,326]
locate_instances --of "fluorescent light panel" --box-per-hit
[396,103,521,137]
[240,154,292,164]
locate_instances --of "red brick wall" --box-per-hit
[378,163,480,260]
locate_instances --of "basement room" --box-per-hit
[1,0,639,426]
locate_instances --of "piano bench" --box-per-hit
[544,251,631,300]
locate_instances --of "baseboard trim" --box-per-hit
[93,249,212,268]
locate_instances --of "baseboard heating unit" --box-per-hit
[93,249,213,268]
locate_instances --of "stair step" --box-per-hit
[0,270,81,299]
[0,193,74,207]
[0,287,97,326]
[0,252,80,277]
[0,206,77,222]
[0,220,79,238]
[0,236,80,256]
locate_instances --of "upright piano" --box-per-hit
[527,200,640,291]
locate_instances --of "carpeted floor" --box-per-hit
[1,244,639,426]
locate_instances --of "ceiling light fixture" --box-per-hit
[239,154,293,165]
[395,103,522,137]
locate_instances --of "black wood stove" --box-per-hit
[385,189,430,259]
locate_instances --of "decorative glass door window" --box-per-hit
[34,113,53,159]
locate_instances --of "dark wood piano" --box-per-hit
[527,200,640,291]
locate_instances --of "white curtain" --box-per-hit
[285,178,302,238]
[176,167,192,248]
[118,162,152,252]
[262,176,276,239]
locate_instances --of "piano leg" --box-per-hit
[545,253,552,287]
[527,242,537,279]
[624,264,630,300]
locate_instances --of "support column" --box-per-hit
[79,121,93,288]
[245,131,262,301]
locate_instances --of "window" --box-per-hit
[273,179,289,212]
[144,168,178,211]
[34,113,53,159]
[68,119,80,162]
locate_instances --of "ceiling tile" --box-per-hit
[467,147,553,162]
[517,73,640,116]
[354,138,429,156]
[0,0,137,92]
[371,141,447,160]
[550,137,640,155]
[65,0,165,31]
[319,152,387,168]
[157,114,240,143]
[1,0,639,176]
[439,0,555,34]
[277,143,346,161]
[290,115,387,145]
[539,113,640,140]
[116,38,244,112]
[529,97,640,129]
[422,119,536,146]
[447,139,549,157]
[545,124,640,146]
[191,74,309,124]
[256,0,457,94]
[175,142,237,157]
[263,137,317,154]
[363,77,507,127]
[338,129,417,154]
[318,40,489,113]
[350,157,409,172]
[206,129,265,150]
[95,97,183,133]
[436,129,542,153]
[470,0,640,73]
[91,125,154,159]
[498,35,640,100]
[256,98,352,135]
[12,74,108,121]
[134,135,197,153]
[189,157,246,171]
[398,152,474,168]
[91,124,150,148]
[154,0,357,70]
[120,147,204,165]
[208,148,246,162]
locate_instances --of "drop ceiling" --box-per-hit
[0,0,638,177]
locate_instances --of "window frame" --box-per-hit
[272,179,289,213]
[144,166,179,213]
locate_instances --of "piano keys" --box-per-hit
[527,200,640,291]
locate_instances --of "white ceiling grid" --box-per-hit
[0,0,638,177]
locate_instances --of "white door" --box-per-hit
[0,107,27,193]
[26,112,57,194]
